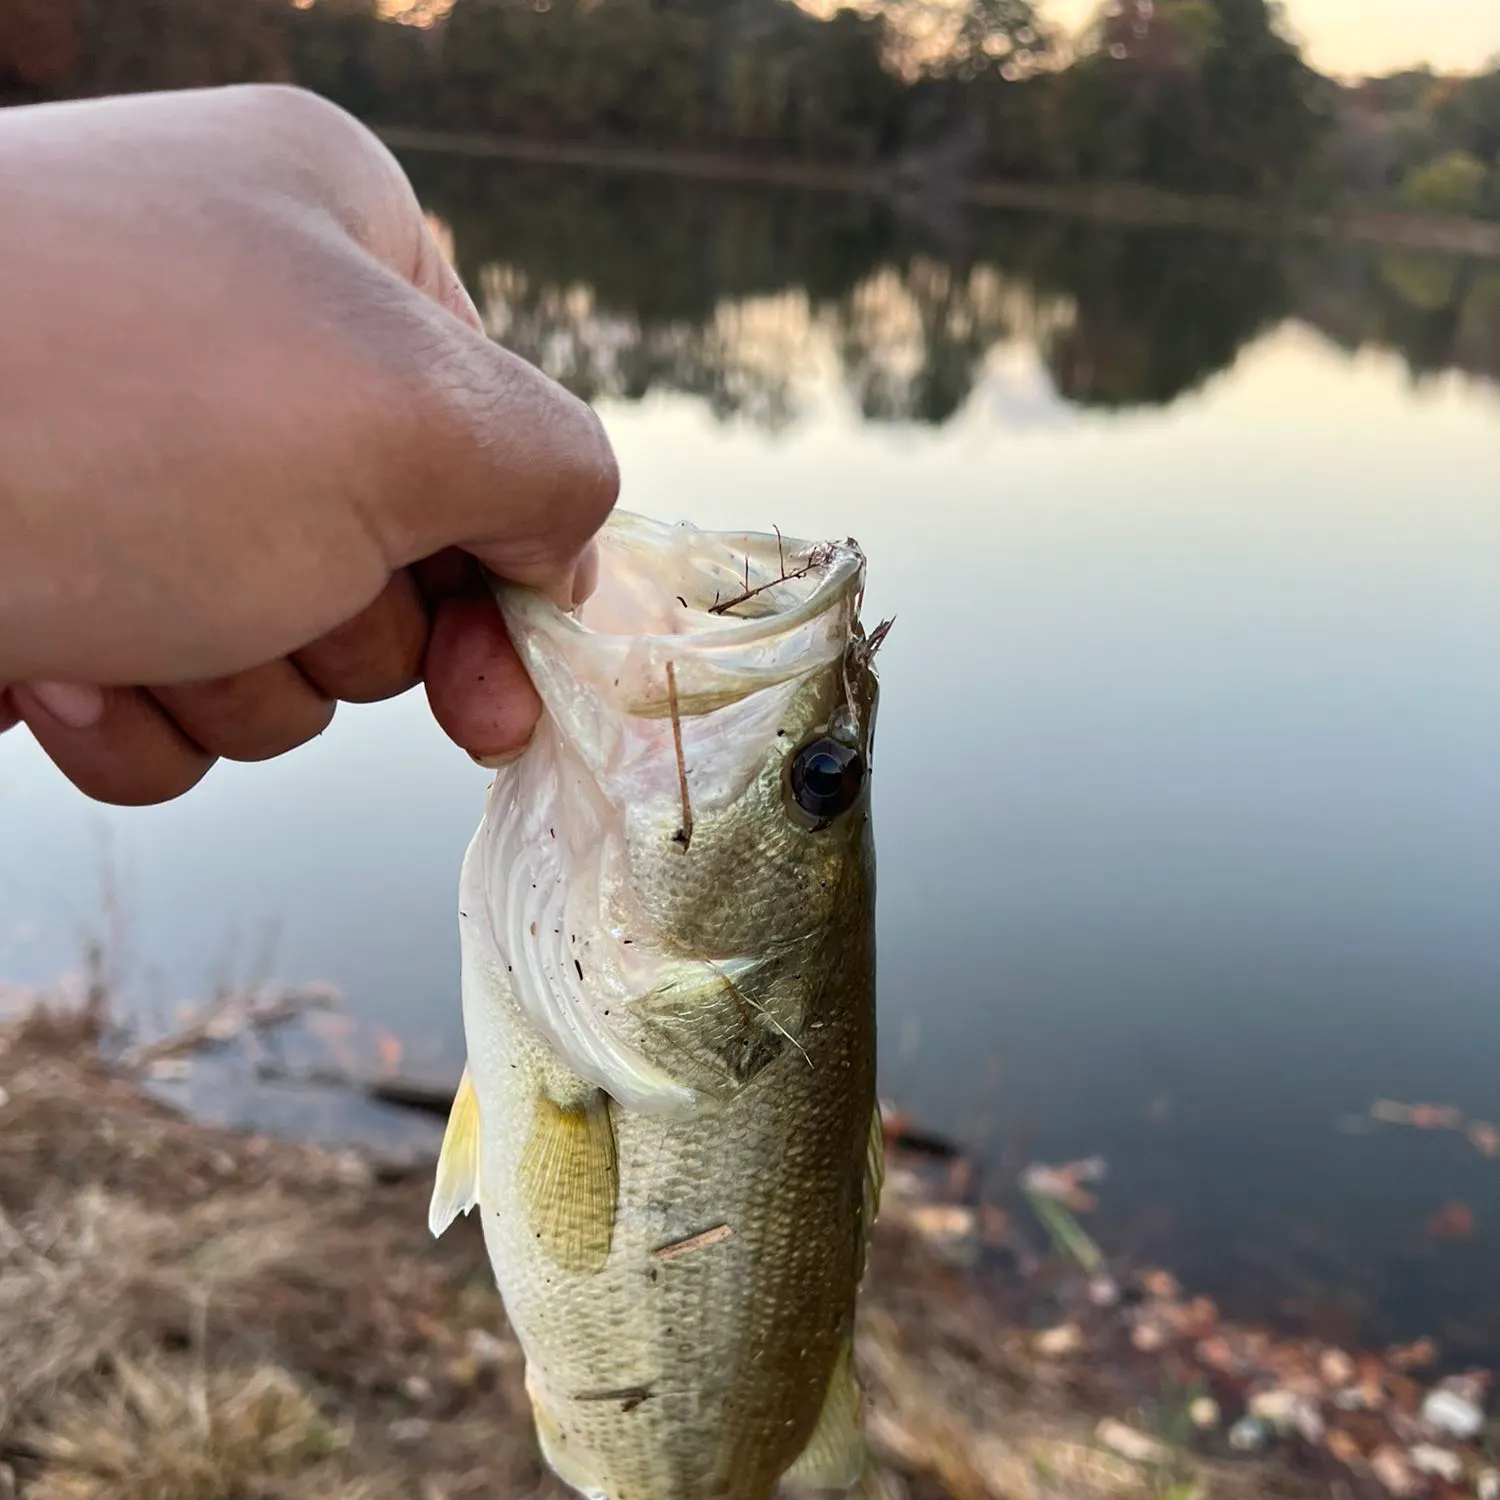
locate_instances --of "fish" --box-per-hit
[430,511,887,1500]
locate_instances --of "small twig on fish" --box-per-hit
[842,618,895,734]
[858,617,895,664]
[666,660,693,851]
[652,1223,734,1261]
[574,1385,652,1412]
[706,543,835,617]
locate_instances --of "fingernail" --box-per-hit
[22,681,106,730]
[469,746,525,771]
[570,542,600,611]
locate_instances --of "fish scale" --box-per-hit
[430,512,884,1500]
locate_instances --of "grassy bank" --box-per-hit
[0,1000,1324,1500]
[374,128,1500,263]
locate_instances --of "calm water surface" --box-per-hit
[4,162,1500,1355]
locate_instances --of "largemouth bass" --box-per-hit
[429,511,886,1500]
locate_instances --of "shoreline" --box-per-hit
[2,992,1494,1498]
[374,125,1500,262]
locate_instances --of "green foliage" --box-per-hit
[1399,150,1489,216]
[1035,0,1330,196]
[875,0,1050,81]
[3,0,1494,222]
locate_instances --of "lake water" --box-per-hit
[4,159,1500,1358]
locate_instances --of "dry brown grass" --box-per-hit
[21,1359,365,1500]
[0,1006,1321,1500]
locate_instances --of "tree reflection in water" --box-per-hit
[401,152,1500,430]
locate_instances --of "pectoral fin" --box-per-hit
[864,1103,885,1245]
[520,1091,618,1275]
[429,1066,481,1238]
[851,1103,885,1284]
[782,1337,866,1492]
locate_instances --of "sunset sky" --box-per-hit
[1043,0,1500,78]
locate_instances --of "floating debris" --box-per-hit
[1087,1274,1121,1308]
[1249,1388,1323,1444]
[1408,1443,1464,1482]
[1023,1185,1105,1275]
[1425,1199,1476,1240]
[1187,1397,1220,1431]
[1369,1444,1419,1496]
[1228,1415,1270,1452]
[1034,1323,1084,1358]
[904,1203,978,1265]
[1323,1427,1363,1467]
[1388,1338,1438,1372]
[1367,1098,1500,1160]
[1094,1417,1169,1466]
[1420,1379,1486,1439]
[1131,1319,1167,1353]
[1020,1156,1108,1212]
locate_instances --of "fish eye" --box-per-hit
[789,737,865,820]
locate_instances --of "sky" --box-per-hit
[1043,0,1500,78]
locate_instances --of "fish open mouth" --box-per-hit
[498,512,867,721]
[575,513,864,639]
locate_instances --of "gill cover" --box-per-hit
[472,513,867,1117]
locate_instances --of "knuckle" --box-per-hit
[59,751,213,808]
[310,657,421,705]
[229,82,367,146]
[150,667,337,763]
[192,700,336,763]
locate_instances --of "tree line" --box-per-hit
[398,151,1499,426]
[2,0,1497,219]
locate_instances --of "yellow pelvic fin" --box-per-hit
[782,1336,866,1492]
[428,1066,481,1239]
[526,1366,605,1498]
[520,1090,618,1276]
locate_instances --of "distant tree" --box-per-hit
[1398,150,1489,217]
[1036,223,1288,404]
[1433,67,1500,167]
[71,0,291,97]
[433,0,707,142]
[869,0,1049,81]
[1051,0,1328,195]
[288,0,439,123]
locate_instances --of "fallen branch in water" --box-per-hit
[250,1057,456,1119]
[117,983,339,1073]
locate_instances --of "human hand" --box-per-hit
[0,84,617,804]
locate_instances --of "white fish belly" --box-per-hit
[462,938,871,1500]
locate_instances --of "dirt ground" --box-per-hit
[0,1003,1328,1500]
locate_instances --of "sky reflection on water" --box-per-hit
[4,225,1500,1353]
